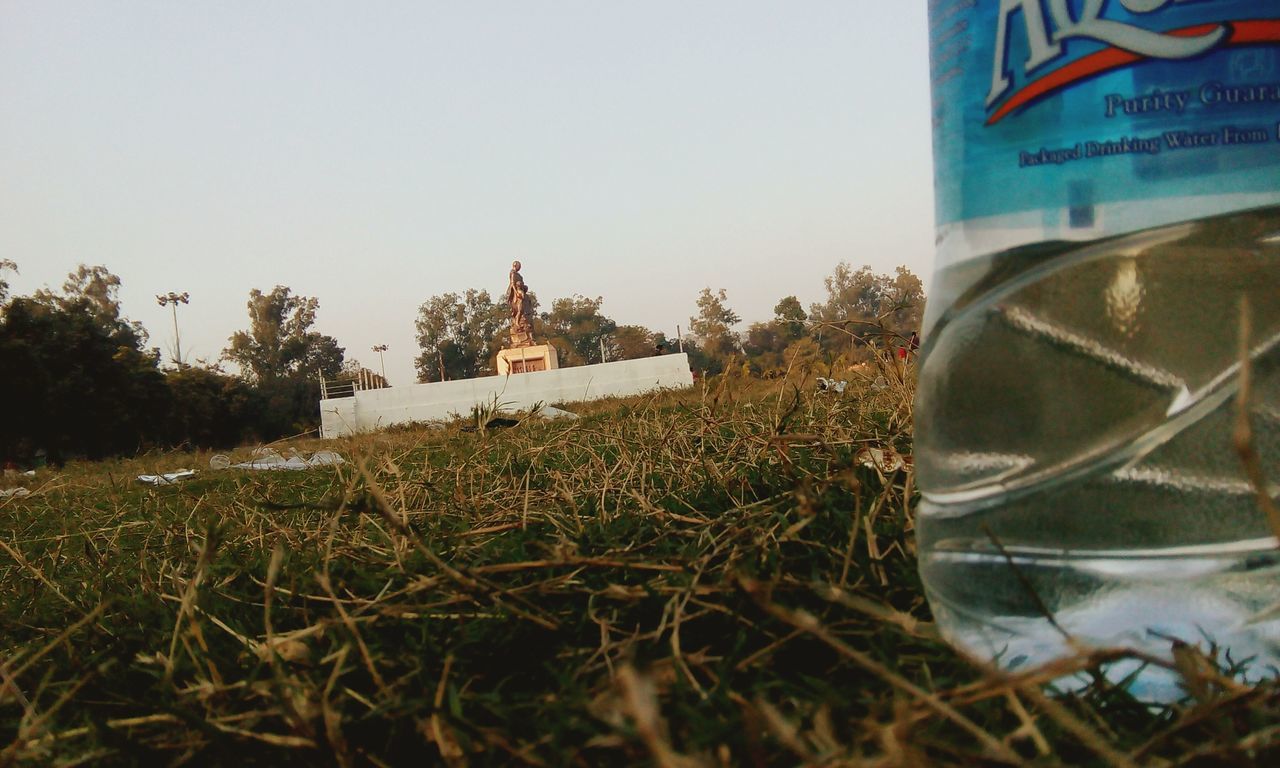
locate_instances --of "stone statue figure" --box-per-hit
[505,260,535,347]
[506,261,522,309]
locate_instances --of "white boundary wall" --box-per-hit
[319,353,694,438]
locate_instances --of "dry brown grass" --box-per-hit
[1,364,1277,766]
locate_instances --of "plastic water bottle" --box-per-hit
[917,2,1280,700]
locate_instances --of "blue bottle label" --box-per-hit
[930,1,1280,266]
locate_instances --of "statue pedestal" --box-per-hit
[497,345,559,375]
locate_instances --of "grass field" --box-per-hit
[1,371,1277,766]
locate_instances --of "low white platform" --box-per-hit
[497,344,558,374]
[319,353,694,438]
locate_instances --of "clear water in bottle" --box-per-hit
[916,207,1280,700]
[920,2,1280,699]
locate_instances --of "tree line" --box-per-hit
[414,263,924,381]
[0,260,923,464]
[0,264,346,464]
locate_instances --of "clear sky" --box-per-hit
[1,1,935,386]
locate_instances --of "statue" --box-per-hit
[505,260,535,347]
[495,259,558,374]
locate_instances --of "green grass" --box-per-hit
[1,372,1277,766]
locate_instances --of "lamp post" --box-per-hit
[156,291,190,366]
[371,344,388,383]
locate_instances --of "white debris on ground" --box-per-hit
[0,487,31,499]
[136,470,197,486]
[134,450,346,482]
[133,450,346,477]
[536,406,580,420]
[229,449,345,471]
[855,446,908,474]
[816,377,848,394]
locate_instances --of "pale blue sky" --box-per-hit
[1,1,934,385]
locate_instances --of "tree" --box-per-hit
[164,365,257,448]
[0,266,167,461]
[688,287,741,373]
[541,295,617,366]
[679,336,713,375]
[221,286,344,440]
[0,260,16,305]
[773,295,808,341]
[782,337,824,380]
[32,264,149,344]
[742,295,811,375]
[809,264,924,359]
[51,265,122,320]
[224,286,345,382]
[414,289,507,382]
[609,324,660,361]
[743,321,785,374]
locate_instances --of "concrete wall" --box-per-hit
[319,353,694,438]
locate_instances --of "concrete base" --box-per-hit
[319,353,694,438]
[496,344,558,375]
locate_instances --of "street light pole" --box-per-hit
[371,344,388,383]
[156,291,190,366]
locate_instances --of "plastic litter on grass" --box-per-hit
[135,470,197,486]
[229,449,345,471]
[536,405,580,420]
[816,377,848,394]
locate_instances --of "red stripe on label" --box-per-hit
[986,20,1280,126]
